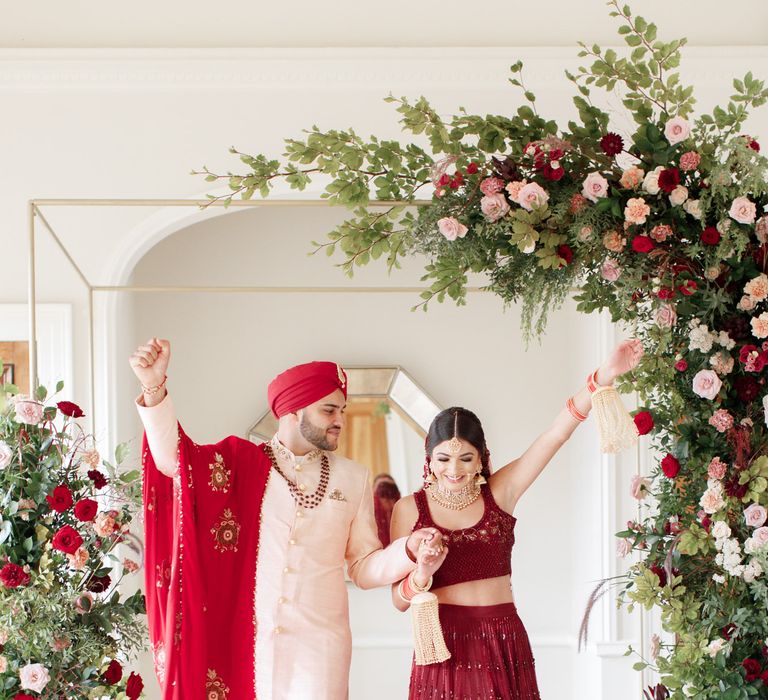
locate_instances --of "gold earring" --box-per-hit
[475,472,487,485]
[426,472,437,484]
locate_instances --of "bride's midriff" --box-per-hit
[433,574,514,606]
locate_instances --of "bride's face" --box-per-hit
[430,440,481,491]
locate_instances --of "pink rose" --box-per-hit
[581,171,609,203]
[729,196,757,225]
[0,442,11,470]
[707,457,728,480]
[480,193,510,222]
[692,369,722,400]
[624,197,651,225]
[505,179,527,202]
[619,166,644,189]
[479,177,504,196]
[664,116,691,145]
[752,526,768,547]
[600,259,621,282]
[437,217,468,241]
[19,663,51,693]
[14,398,43,426]
[745,503,768,528]
[654,303,677,329]
[517,182,549,211]
[630,475,651,500]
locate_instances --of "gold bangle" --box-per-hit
[408,571,433,593]
[142,375,168,395]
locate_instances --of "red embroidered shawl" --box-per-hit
[143,427,271,699]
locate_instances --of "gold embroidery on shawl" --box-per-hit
[211,508,240,553]
[206,669,230,699]
[174,611,182,648]
[152,641,166,683]
[155,560,171,589]
[208,452,231,493]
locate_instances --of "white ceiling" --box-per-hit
[3,0,767,49]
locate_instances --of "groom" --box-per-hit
[131,338,439,699]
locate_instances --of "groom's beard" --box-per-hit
[299,414,340,451]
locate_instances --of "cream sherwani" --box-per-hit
[137,394,414,699]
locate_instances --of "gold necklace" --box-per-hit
[427,480,481,511]
[263,444,330,509]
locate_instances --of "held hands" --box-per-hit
[128,338,171,403]
[408,529,448,588]
[597,339,644,385]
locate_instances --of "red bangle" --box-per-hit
[586,370,600,394]
[566,397,587,422]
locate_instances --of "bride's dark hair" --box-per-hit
[426,407,491,477]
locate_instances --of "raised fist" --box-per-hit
[128,338,170,390]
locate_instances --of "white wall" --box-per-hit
[2,46,768,698]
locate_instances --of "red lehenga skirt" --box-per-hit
[409,603,541,700]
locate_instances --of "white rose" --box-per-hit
[683,198,702,220]
[642,166,664,195]
[712,520,731,540]
[0,442,12,470]
[707,639,728,658]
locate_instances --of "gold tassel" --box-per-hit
[410,592,451,665]
[591,386,639,454]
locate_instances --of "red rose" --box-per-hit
[661,454,680,478]
[701,226,721,245]
[658,167,680,193]
[600,132,624,157]
[52,525,84,555]
[437,174,450,187]
[56,400,85,418]
[557,244,574,266]
[742,658,761,682]
[126,672,144,700]
[761,670,768,686]
[634,410,654,435]
[674,359,688,372]
[13,694,36,700]
[46,485,73,513]
[657,288,675,300]
[87,470,108,489]
[678,280,697,296]
[700,515,712,533]
[632,236,655,253]
[0,563,30,588]
[649,564,667,587]
[466,162,479,175]
[541,163,565,181]
[103,659,123,685]
[74,498,98,522]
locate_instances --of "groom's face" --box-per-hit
[297,389,347,451]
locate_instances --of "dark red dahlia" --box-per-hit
[557,244,574,266]
[720,315,751,341]
[658,168,680,194]
[701,226,721,245]
[725,475,749,499]
[721,623,738,640]
[87,574,112,593]
[734,375,760,403]
[742,658,761,682]
[88,470,108,489]
[649,564,667,587]
[600,132,624,157]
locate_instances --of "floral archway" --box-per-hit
[199,2,768,697]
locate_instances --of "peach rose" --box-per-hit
[581,171,609,203]
[752,526,768,548]
[692,369,722,400]
[437,217,469,241]
[93,512,118,537]
[517,182,549,211]
[664,116,691,145]
[578,225,593,242]
[66,546,89,570]
[744,274,768,302]
[739,295,758,312]
[650,224,673,242]
[751,312,768,339]
[729,196,757,225]
[19,663,51,693]
[603,230,626,252]
[624,197,651,225]
[600,259,621,282]
[123,558,141,573]
[669,185,688,206]
[480,193,510,222]
[683,198,702,220]
[619,166,644,189]
[745,503,768,528]
[654,303,677,329]
[699,483,725,514]
[505,179,527,202]
[13,398,43,426]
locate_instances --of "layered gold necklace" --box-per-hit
[427,479,481,511]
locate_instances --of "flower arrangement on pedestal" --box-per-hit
[0,385,146,699]
[199,2,768,696]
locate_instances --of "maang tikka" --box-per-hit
[447,410,462,454]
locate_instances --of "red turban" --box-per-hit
[267,361,348,418]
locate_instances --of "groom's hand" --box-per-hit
[406,528,443,562]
